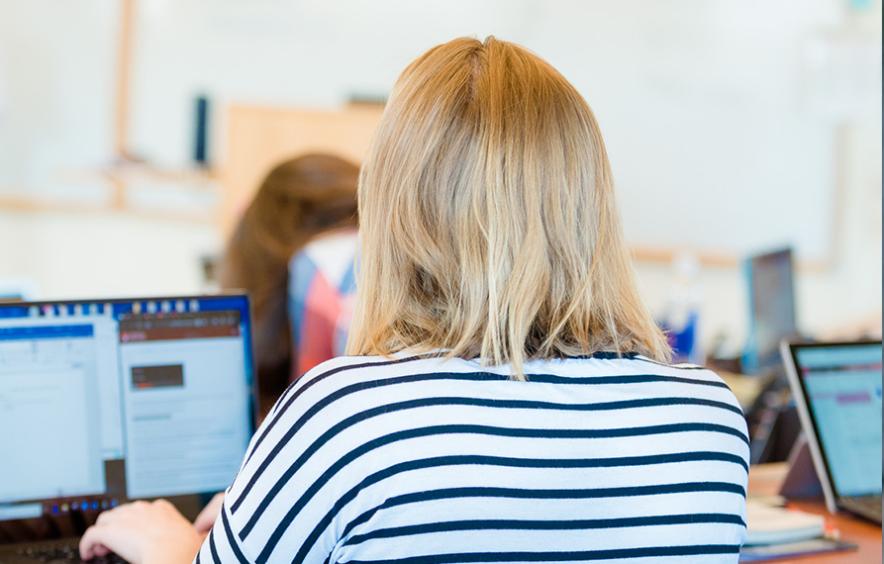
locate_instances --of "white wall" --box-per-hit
[129,0,869,260]
[0,212,218,300]
[0,1,115,192]
[0,0,879,352]
[636,120,882,352]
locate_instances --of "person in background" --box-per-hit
[288,229,358,377]
[219,154,359,412]
[80,36,748,563]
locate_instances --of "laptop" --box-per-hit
[0,294,256,562]
[780,340,882,524]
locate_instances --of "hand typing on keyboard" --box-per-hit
[79,499,202,564]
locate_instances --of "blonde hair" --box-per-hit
[347,36,670,378]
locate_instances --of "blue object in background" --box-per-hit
[661,310,700,364]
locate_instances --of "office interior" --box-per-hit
[0,0,881,562]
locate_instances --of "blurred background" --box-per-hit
[0,0,880,359]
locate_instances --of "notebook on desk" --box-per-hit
[744,500,825,546]
[742,499,857,562]
[741,537,857,562]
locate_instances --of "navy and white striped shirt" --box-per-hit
[198,352,748,563]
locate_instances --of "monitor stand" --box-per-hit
[779,433,824,500]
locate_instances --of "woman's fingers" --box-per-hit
[194,493,225,534]
[79,500,203,563]
[79,524,124,561]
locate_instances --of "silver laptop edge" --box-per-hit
[780,340,840,515]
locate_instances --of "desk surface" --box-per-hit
[749,464,881,563]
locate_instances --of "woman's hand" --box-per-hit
[194,493,225,536]
[79,499,202,564]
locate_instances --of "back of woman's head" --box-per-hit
[348,36,670,377]
[220,153,359,393]
[225,154,360,272]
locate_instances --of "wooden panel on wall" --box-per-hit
[220,103,384,235]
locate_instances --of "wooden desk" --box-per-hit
[749,464,882,563]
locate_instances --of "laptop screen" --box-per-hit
[743,248,798,374]
[0,295,255,538]
[795,343,882,498]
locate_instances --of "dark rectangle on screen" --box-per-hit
[131,364,184,390]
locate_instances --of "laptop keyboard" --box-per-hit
[15,543,126,563]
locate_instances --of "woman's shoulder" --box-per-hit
[294,352,733,386]
[590,353,744,407]
[299,352,443,380]
[272,353,449,409]
[290,352,738,397]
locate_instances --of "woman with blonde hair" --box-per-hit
[80,37,748,563]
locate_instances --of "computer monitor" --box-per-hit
[0,294,256,542]
[782,340,883,516]
[743,247,798,374]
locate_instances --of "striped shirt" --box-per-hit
[198,352,749,564]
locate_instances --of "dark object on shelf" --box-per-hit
[193,95,210,167]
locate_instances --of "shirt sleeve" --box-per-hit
[200,359,363,564]
[195,499,253,564]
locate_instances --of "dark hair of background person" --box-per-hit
[219,154,359,413]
